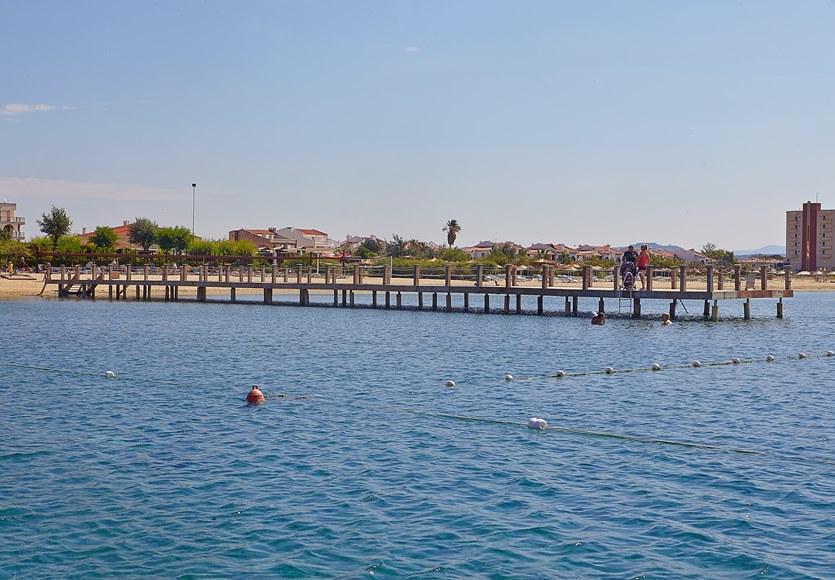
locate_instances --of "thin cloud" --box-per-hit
[1,103,76,117]
[0,177,186,202]
[403,46,421,53]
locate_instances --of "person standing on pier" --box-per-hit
[637,245,650,289]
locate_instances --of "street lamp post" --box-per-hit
[191,183,197,234]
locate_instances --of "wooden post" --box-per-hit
[679,266,687,292]
[565,296,571,314]
[582,266,591,290]
[572,295,579,316]
[612,265,620,291]
[511,265,518,287]
[516,294,522,314]
[646,265,654,292]
[397,291,402,309]
[333,288,339,306]
[541,268,548,290]
[264,288,272,304]
[418,292,424,309]
[463,293,469,312]
[307,266,312,284]
[734,265,742,291]
[505,265,512,290]
[384,265,392,285]
[413,266,421,287]
[349,290,355,307]
[445,264,452,288]
[432,292,437,311]
[717,268,724,290]
[784,267,792,290]
[475,265,483,288]
[247,266,252,283]
[231,288,236,302]
[342,289,347,306]
[272,266,277,284]
[632,297,641,318]
[598,297,604,314]
[385,291,391,309]
[372,290,377,307]
[283,268,289,283]
[503,294,510,314]
[483,293,490,313]
[670,268,677,289]
[706,266,714,292]
[777,298,783,319]
[297,266,303,284]
[711,300,719,321]
[743,299,751,320]
[703,299,710,318]
[238,266,243,282]
[760,265,767,290]
[537,295,544,315]
[446,292,452,311]
[669,300,677,320]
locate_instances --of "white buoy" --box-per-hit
[798,352,808,359]
[651,363,662,371]
[826,351,835,357]
[554,370,566,378]
[604,367,615,375]
[731,358,742,365]
[504,373,514,382]
[527,417,548,430]
[105,370,116,379]
[445,380,456,388]
[765,355,775,362]
[692,360,702,368]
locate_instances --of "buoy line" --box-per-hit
[502,349,834,382]
[404,409,764,455]
[0,361,319,400]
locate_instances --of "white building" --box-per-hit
[0,200,25,241]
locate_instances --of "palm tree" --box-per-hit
[443,219,461,247]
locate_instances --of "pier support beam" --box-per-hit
[633,298,641,319]
[385,291,391,309]
[342,289,347,307]
[743,299,751,321]
[418,292,424,309]
[432,292,438,311]
[446,292,452,312]
[537,295,544,315]
[504,294,510,314]
[264,288,273,304]
[231,288,236,302]
[483,293,490,313]
[334,289,338,307]
[669,300,677,320]
[516,294,522,314]
[711,300,719,321]
[777,298,783,319]
[598,297,605,314]
[397,292,402,309]
[372,290,377,308]
[463,293,469,312]
[572,296,579,317]
[703,299,710,319]
[565,296,571,314]
[349,290,355,307]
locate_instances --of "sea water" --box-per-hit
[1,293,833,577]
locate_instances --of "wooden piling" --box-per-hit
[516,294,522,314]
[504,294,510,314]
[432,292,438,311]
[669,300,677,320]
[537,295,544,315]
[475,265,483,288]
[572,296,579,316]
[385,291,391,309]
[231,288,236,302]
[446,292,452,311]
[734,265,742,291]
[743,299,751,320]
[633,298,641,318]
[679,266,687,292]
[706,266,714,292]
[598,297,605,314]
[418,292,424,309]
[483,293,490,313]
[785,267,792,290]
[711,301,719,321]
[777,298,783,319]
[397,292,402,309]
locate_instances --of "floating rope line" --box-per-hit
[507,350,832,382]
[405,410,764,455]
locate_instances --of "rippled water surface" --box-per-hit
[1,293,834,577]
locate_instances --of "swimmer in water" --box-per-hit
[661,313,673,326]
[246,385,266,405]
[591,312,606,325]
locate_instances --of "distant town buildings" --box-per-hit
[275,227,338,253]
[78,220,137,249]
[228,228,298,254]
[786,201,835,271]
[0,200,25,241]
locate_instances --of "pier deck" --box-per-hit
[44,263,793,321]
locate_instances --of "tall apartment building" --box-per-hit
[0,200,25,241]
[786,201,835,271]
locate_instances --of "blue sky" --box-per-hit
[2,0,834,249]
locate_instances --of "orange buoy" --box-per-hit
[246,385,266,405]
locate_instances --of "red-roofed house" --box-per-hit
[277,227,338,253]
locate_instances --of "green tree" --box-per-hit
[37,206,72,251]
[128,218,158,251]
[91,226,118,250]
[56,235,83,254]
[443,219,461,248]
[701,243,736,267]
[385,235,408,258]
[157,226,193,254]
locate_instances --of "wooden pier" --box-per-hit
[44,263,793,321]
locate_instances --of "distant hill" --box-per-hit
[632,242,704,263]
[735,245,785,257]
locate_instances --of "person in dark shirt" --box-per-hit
[622,245,638,264]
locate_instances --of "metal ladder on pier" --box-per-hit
[617,290,633,314]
